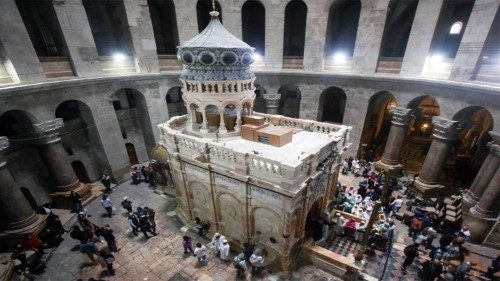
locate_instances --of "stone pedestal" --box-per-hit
[465,165,500,244]
[33,119,92,208]
[0,137,46,244]
[415,117,461,198]
[375,107,413,174]
[462,132,500,215]
[264,94,280,115]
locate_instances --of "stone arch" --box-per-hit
[216,193,246,242]
[197,0,223,32]
[304,197,324,239]
[111,88,156,160]
[251,206,282,253]
[223,104,238,131]
[450,106,494,185]
[242,0,265,55]
[324,0,361,58]
[55,100,106,182]
[399,95,441,174]
[254,84,267,113]
[278,84,301,118]
[148,0,179,55]
[317,86,347,123]
[357,91,397,160]
[166,86,187,117]
[205,104,220,132]
[188,181,214,223]
[283,0,307,57]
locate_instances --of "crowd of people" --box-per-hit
[130,165,156,186]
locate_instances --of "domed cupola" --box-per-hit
[178,9,257,138]
[177,11,255,81]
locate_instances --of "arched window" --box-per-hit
[449,21,463,35]
[148,0,179,55]
[283,0,307,57]
[242,0,265,55]
[325,0,361,58]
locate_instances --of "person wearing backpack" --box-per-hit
[234,253,248,279]
[402,242,419,271]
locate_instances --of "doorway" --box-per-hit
[305,199,323,240]
[71,160,90,183]
[126,143,139,165]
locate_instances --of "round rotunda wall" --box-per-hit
[177,11,256,137]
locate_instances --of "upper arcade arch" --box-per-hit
[317,86,347,124]
[242,0,265,55]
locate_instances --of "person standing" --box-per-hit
[182,236,194,255]
[69,191,83,213]
[234,253,248,279]
[389,195,403,217]
[409,217,423,238]
[147,165,155,187]
[140,166,148,183]
[138,215,157,238]
[121,197,132,213]
[98,247,115,275]
[70,225,89,244]
[127,213,139,236]
[79,241,99,264]
[194,243,208,265]
[250,249,265,275]
[102,225,119,252]
[100,194,113,218]
[220,239,230,261]
[402,243,419,271]
[211,233,225,256]
[130,168,139,185]
[100,174,111,193]
[243,243,254,260]
[144,207,156,234]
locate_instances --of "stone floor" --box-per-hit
[23,179,340,281]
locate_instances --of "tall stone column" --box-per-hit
[415,117,461,198]
[462,132,500,215]
[51,0,102,77]
[465,165,500,243]
[303,0,329,71]
[399,0,444,77]
[352,0,390,74]
[123,0,160,73]
[33,119,92,206]
[0,0,45,83]
[376,108,413,172]
[263,94,280,115]
[449,0,500,82]
[0,137,45,236]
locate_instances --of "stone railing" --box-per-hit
[181,79,255,95]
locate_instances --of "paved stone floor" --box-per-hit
[30,180,339,281]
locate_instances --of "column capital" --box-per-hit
[33,118,64,144]
[431,117,461,140]
[390,107,413,126]
[263,94,281,107]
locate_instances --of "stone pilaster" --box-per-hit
[33,119,92,207]
[123,0,160,73]
[379,107,413,166]
[0,137,46,239]
[220,0,241,39]
[463,132,500,215]
[51,0,102,77]
[0,0,45,83]
[352,0,390,74]
[465,165,500,243]
[264,3,285,70]
[173,0,198,44]
[400,0,444,77]
[449,0,500,82]
[415,117,462,198]
[263,94,280,115]
[303,0,329,71]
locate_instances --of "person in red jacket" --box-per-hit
[25,233,44,258]
[409,217,423,239]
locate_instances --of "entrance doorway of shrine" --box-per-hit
[126,143,139,165]
[305,199,324,241]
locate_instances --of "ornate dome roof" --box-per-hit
[177,11,255,81]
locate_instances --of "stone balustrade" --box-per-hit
[182,79,255,95]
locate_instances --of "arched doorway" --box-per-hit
[358,91,397,160]
[278,84,301,118]
[377,0,419,74]
[242,0,265,55]
[56,100,105,182]
[20,187,38,210]
[283,0,307,69]
[305,199,323,241]
[112,88,155,161]
[400,95,441,174]
[317,87,347,123]
[71,160,91,183]
[196,0,222,32]
[166,86,187,117]
[254,84,266,113]
[126,143,139,165]
[450,107,494,186]
[148,0,179,55]
[324,0,360,60]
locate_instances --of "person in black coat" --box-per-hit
[102,225,119,252]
